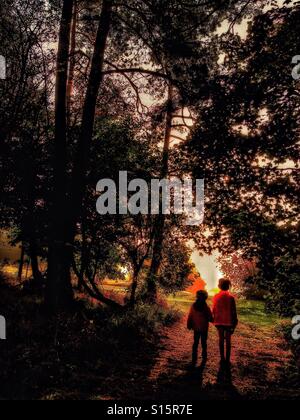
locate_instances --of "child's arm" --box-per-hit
[212,296,216,320]
[207,306,213,323]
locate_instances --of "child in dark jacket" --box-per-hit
[187,290,213,367]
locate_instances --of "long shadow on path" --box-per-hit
[150,359,243,401]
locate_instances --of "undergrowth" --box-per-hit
[0,282,180,400]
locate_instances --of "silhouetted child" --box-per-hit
[213,279,238,365]
[187,290,213,367]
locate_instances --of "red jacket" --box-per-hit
[187,303,213,333]
[212,291,238,327]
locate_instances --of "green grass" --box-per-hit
[167,292,282,329]
[237,300,281,328]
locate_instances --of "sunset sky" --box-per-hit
[191,250,223,291]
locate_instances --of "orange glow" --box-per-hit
[187,271,206,294]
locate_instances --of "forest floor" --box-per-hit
[0,280,299,400]
[105,299,300,401]
[146,318,297,399]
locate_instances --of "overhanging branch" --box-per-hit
[102,65,172,83]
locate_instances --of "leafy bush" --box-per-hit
[277,321,300,386]
[109,302,180,340]
[263,255,300,317]
[0,284,181,400]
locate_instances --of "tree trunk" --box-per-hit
[68,0,113,233]
[72,257,123,310]
[46,0,75,313]
[17,244,25,283]
[146,83,174,301]
[78,216,87,291]
[129,266,140,307]
[25,258,30,281]
[29,238,42,283]
[66,0,77,126]
[46,0,113,313]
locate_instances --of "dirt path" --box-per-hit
[145,316,299,400]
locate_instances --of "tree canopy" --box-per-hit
[0,0,299,316]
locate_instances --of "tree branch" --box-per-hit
[102,65,171,82]
[72,258,123,310]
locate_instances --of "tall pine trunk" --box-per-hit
[146,84,174,301]
[66,0,113,260]
[46,0,74,313]
[66,0,77,126]
[46,0,113,313]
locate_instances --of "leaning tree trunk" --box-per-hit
[46,0,75,313]
[146,83,174,301]
[66,0,113,263]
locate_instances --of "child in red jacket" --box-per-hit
[187,290,213,367]
[213,279,238,365]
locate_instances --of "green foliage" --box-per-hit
[158,240,193,293]
[182,4,300,316]
[277,321,300,385]
[262,254,300,317]
[1,0,298,316]
[108,302,181,341]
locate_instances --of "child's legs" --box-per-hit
[225,329,232,362]
[217,327,225,360]
[200,331,208,357]
[192,332,201,364]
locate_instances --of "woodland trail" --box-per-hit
[1,287,297,400]
[142,313,299,400]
